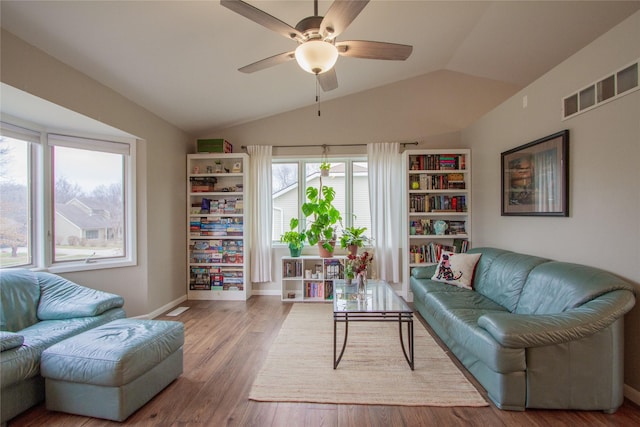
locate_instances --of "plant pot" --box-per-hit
[347,244,358,256]
[318,240,335,258]
[288,243,303,257]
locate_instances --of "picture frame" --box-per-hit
[501,130,569,216]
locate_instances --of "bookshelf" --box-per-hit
[187,153,250,300]
[403,149,471,297]
[281,256,345,302]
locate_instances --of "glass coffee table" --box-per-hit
[333,279,414,370]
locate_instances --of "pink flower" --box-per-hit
[345,251,373,275]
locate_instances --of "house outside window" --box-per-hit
[51,138,128,264]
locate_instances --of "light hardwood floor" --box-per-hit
[9,296,640,426]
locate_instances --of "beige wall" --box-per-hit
[1,30,191,317]
[462,12,640,393]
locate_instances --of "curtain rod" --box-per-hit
[240,142,418,150]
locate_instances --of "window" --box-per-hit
[272,158,370,242]
[272,162,299,240]
[0,125,36,268]
[0,120,136,272]
[50,135,130,264]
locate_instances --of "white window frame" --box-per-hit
[1,118,137,273]
[271,156,368,245]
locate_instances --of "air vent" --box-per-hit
[562,59,639,120]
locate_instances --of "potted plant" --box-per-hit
[302,182,342,258]
[339,226,369,256]
[319,161,331,177]
[280,218,306,257]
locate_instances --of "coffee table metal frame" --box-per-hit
[333,279,414,370]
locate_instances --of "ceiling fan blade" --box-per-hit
[336,40,413,60]
[238,51,296,73]
[317,68,338,92]
[321,0,369,40]
[221,0,304,42]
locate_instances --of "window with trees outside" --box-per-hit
[0,121,136,271]
[272,159,370,243]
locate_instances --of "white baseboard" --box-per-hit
[251,289,281,296]
[131,294,188,319]
[624,384,640,406]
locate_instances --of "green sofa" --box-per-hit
[0,269,125,424]
[410,247,636,412]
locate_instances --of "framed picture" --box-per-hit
[501,130,569,216]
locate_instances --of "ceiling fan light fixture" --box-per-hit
[295,40,339,75]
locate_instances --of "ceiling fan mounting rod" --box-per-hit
[295,15,327,41]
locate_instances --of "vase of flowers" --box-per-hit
[356,271,367,297]
[343,251,373,295]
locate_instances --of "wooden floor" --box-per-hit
[9,295,640,427]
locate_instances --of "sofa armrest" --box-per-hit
[477,290,635,348]
[36,272,124,320]
[0,331,25,352]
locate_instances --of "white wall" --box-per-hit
[1,30,191,317]
[462,12,640,392]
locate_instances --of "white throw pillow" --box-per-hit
[431,251,481,290]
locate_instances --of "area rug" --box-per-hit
[249,303,488,407]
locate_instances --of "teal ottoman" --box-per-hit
[40,319,184,421]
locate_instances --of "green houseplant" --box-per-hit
[339,226,369,256]
[319,161,331,177]
[280,218,306,257]
[302,182,342,257]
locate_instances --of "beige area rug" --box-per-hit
[249,303,488,407]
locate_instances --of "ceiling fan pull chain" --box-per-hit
[316,77,321,117]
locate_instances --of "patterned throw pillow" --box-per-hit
[431,252,481,290]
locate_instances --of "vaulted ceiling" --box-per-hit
[2,1,638,135]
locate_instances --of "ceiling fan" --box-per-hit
[220,0,413,91]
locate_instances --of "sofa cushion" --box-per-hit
[410,276,468,303]
[36,272,124,320]
[516,262,636,315]
[431,252,481,290]
[425,288,509,312]
[0,331,24,352]
[0,269,41,331]
[469,249,549,312]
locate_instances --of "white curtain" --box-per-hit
[247,145,272,283]
[367,142,403,283]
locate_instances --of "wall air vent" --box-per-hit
[562,59,639,120]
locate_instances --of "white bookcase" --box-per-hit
[281,256,345,302]
[402,149,471,297]
[187,153,250,300]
